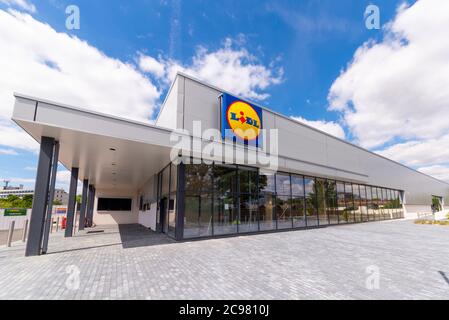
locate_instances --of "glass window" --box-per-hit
[291,175,306,228]
[352,184,362,223]
[213,164,237,194]
[259,193,275,231]
[168,193,176,237]
[291,175,305,196]
[170,164,178,193]
[213,193,238,235]
[276,173,291,195]
[359,185,368,222]
[336,181,347,223]
[239,194,259,233]
[395,190,403,218]
[384,189,392,219]
[184,193,213,238]
[161,165,170,196]
[276,195,292,229]
[185,163,212,192]
[344,183,355,223]
[315,178,329,225]
[239,167,258,194]
[326,181,338,224]
[304,177,318,227]
[259,172,275,193]
[372,187,381,220]
[366,186,374,221]
[382,188,390,220]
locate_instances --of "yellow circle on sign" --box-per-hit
[226,101,261,140]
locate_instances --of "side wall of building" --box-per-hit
[173,74,449,214]
[137,174,158,230]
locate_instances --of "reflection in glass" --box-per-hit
[315,178,329,225]
[213,194,238,235]
[345,183,355,223]
[239,194,259,233]
[276,195,292,229]
[359,185,369,222]
[184,193,213,238]
[372,188,381,220]
[337,181,347,223]
[352,184,362,223]
[326,181,338,224]
[213,165,237,194]
[239,167,258,194]
[291,175,306,228]
[366,186,374,221]
[276,173,291,195]
[185,163,212,191]
[259,172,275,193]
[259,193,275,231]
[305,177,318,227]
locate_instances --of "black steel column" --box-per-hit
[25,137,55,257]
[175,162,185,240]
[86,185,94,227]
[65,167,79,237]
[42,141,59,254]
[91,187,96,226]
[78,179,89,230]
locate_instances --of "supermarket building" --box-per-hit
[12,72,449,256]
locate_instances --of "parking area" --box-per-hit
[0,220,448,300]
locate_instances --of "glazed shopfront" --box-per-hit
[156,161,404,240]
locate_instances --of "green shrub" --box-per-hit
[414,220,449,226]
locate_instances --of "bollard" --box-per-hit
[22,219,29,242]
[56,217,60,232]
[7,221,15,247]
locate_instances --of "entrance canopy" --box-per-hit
[12,93,175,190]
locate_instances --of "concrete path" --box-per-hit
[0,221,448,300]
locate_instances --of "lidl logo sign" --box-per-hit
[221,93,263,147]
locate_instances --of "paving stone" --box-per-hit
[0,221,448,299]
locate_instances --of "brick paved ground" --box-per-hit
[0,229,24,246]
[0,220,448,300]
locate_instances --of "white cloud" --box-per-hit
[0,9,161,153]
[329,0,449,149]
[0,148,18,155]
[376,135,449,168]
[291,116,346,140]
[417,165,449,183]
[0,177,34,187]
[138,38,284,101]
[55,169,83,193]
[0,0,36,13]
[24,166,36,171]
[327,0,449,182]
[138,54,166,78]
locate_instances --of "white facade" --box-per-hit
[154,74,449,211]
[11,73,449,227]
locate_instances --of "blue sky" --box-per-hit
[1,0,449,190]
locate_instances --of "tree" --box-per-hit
[53,199,62,205]
[22,195,33,208]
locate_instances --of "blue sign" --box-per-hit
[221,93,263,148]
